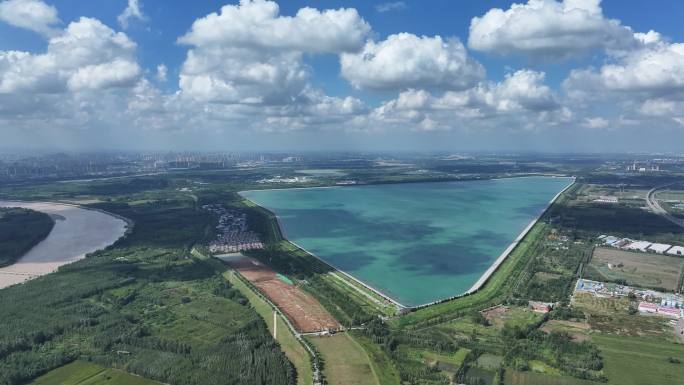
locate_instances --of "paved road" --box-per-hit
[646,185,684,228]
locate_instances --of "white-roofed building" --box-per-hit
[667,246,684,256]
[647,243,672,254]
[626,241,652,252]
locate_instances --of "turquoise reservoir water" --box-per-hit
[241,177,572,306]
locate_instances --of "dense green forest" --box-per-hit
[0,208,54,267]
[0,184,295,385]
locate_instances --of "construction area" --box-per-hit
[225,256,341,333]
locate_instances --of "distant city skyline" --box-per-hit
[1,0,683,152]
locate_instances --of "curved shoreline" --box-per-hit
[241,175,575,309]
[0,200,130,289]
[258,204,406,309]
[466,178,576,293]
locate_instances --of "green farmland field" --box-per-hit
[504,370,601,385]
[593,334,684,385]
[308,333,380,385]
[29,361,161,385]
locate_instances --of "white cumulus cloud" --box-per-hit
[563,36,684,126]
[341,33,485,91]
[178,0,370,106]
[373,70,564,130]
[0,17,140,94]
[600,42,684,93]
[0,0,60,36]
[468,0,635,60]
[178,0,370,54]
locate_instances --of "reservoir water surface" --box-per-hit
[241,176,573,306]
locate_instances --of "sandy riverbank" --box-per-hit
[0,201,128,289]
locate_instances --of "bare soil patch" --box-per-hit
[228,257,340,333]
[541,320,591,342]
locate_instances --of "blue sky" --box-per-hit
[1,0,684,152]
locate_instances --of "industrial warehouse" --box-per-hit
[598,234,684,255]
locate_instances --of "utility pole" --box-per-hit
[273,310,277,339]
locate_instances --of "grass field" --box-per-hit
[476,353,504,370]
[655,189,684,201]
[308,334,380,385]
[504,369,601,385]
[324,271,397,316]
[395,345,470,381]
[581,185,649,202]
[425,348,471,368]
[588,247,684,291]
[351,333,402,385]
[29,361,161,385]
[540,320,591,342]
[224,271,312,385]
[593,334,684,385]
[486,306,543,330]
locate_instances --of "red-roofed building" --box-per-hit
[658,306,682,318]
[529,301,554,313]
[638,302,658,313]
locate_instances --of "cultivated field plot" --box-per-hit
[482,305,543,330]
[657,188,684,218]
[504,369,601,385]
[227,256,340,333]
[308,334,379,385]
[30,360,161,385]
[540,320,591,342]
[580,184,648,204]
[593,334,684,385]
[587,247,684,291]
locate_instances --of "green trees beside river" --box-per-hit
[0,208,54,268]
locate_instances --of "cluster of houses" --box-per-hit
[256,176,310,184]
[598,235,684,255]
[574,279,683,319]
[201,204,264,253]
[593,196,619,204]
